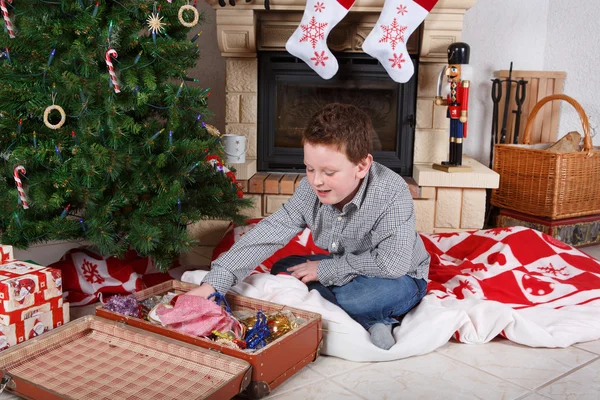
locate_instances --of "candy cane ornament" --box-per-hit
[1,0,15,39]
[105,48,121,93]
[13,165,28,209]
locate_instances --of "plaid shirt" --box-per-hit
[203,161,430,294]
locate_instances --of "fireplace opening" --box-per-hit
[258,51,418,176]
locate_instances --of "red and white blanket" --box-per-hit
[183,224,600,362]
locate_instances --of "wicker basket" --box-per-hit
[491,94,600,220]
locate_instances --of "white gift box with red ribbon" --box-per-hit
[0,261,63,313]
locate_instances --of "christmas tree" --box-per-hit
[0,0,250,270]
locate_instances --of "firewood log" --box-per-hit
[546,131,582,153]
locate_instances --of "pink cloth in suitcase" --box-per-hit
[156,295,241,337]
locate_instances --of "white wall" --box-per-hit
[544,0,600,145]
[462,0,549,165]
[463,0,600,165]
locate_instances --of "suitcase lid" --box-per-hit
[0,315,251,400]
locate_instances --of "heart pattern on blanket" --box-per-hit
[423,226,600,309]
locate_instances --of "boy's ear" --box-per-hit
[356,154,373,179]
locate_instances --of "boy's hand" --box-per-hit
[186,283,216,298]
[288,260,319,283]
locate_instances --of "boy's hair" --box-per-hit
[302,103,373,164]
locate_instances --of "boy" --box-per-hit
[188,103,430,350]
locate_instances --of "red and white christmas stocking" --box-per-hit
[362,0,438,83]
[285,0,357,80]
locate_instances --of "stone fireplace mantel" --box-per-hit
[208,0,476,63]
[203,0,500,234]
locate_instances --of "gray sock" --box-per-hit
[368,323,395,350]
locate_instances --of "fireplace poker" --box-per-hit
[512,79,528,144]
[489,78,502,168]
[499,62,516,145]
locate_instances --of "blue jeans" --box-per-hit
[270,255,428,329]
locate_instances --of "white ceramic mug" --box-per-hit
[222,134,247,164]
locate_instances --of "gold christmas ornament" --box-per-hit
[205,123,221,137]
[178,5,199,28]
[43,105,66,130]
[266,312,292,343]
[146,12,166,34]
[241,315,256,331]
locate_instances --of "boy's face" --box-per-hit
[304,142,372,209]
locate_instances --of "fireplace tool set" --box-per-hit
[489,62,528,168]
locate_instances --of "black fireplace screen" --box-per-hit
[258,52,418,176]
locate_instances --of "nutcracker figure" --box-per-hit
[434,42,472,171]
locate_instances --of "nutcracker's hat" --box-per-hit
[448,42,470,65]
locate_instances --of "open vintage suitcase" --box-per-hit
[96,280,323,398]
[0,280,323,399]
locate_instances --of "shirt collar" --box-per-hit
[341,166,371,213]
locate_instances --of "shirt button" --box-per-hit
[328,281,333,285]
[331,242,337,249]
[337,216,342,221]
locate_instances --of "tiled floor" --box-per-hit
[263,337,600,399]
[2,247,600,399]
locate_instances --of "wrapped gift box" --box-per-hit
[0,245,13,264]
[0,302,70,350]
[0,296,63,326]
[0,261,62,313]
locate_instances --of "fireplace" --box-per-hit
[258,52,418,175]
[209,0,480,179]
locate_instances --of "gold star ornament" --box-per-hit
[147,12,166,34]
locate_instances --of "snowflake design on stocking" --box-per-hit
[82,259,105,284]
[311,50,329,67]
[314,2,325,12]
[389,53,406,69]
[300,16,328,49]
[379,18,407,51]
[397,4,408,15]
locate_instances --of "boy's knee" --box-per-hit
[334,290,376,316]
